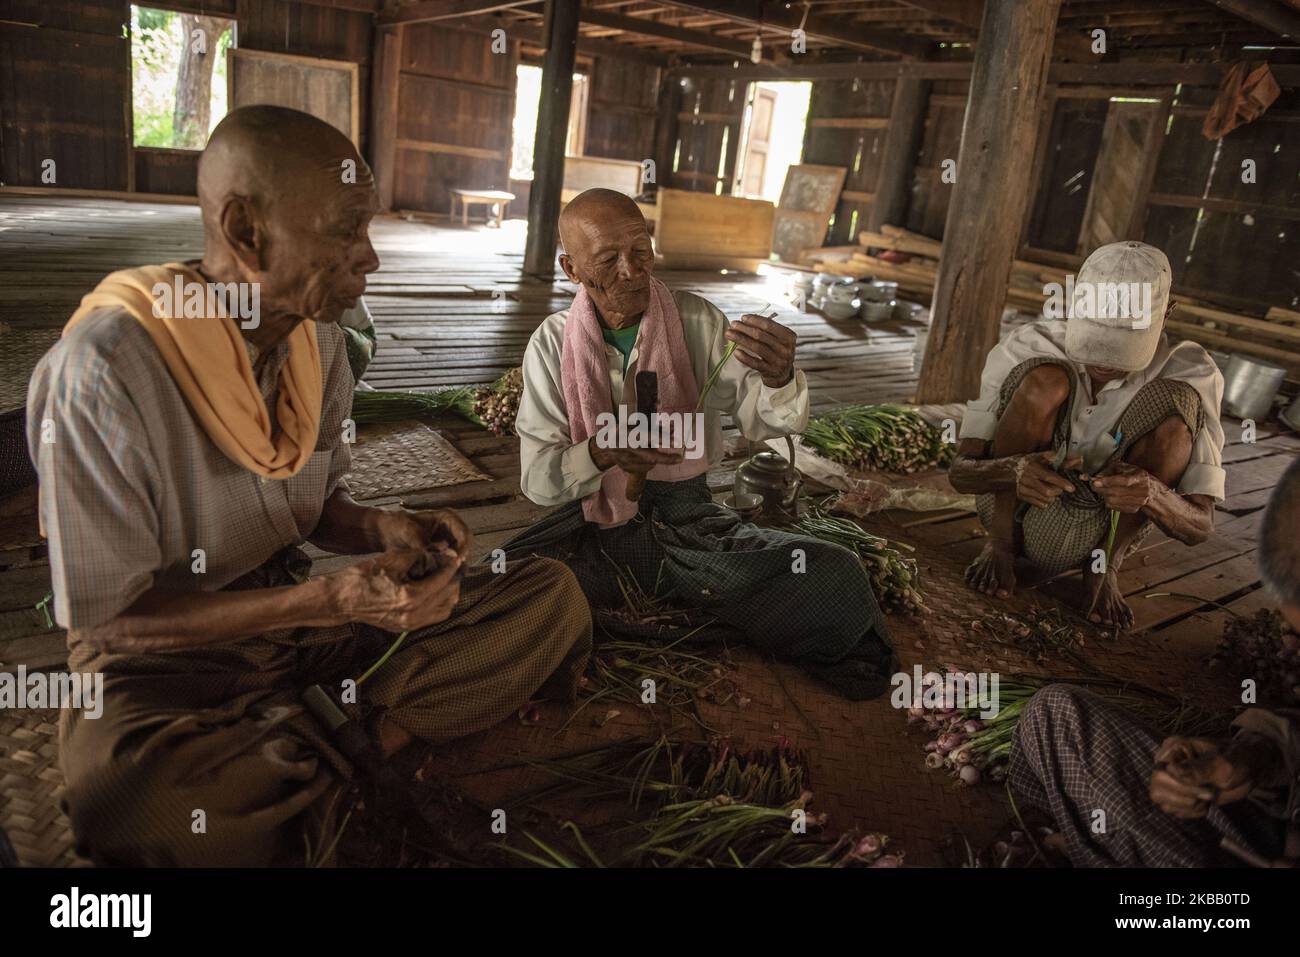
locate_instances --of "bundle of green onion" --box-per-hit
[802,403,954,474]
[349,386,480,425]
[784,504,927,614]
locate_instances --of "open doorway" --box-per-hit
[733,81,812,202]
[510,64,590,180]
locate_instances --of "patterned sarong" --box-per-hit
[975,357,1205,574]
[1009,685,1283,867]
[501,475,896,700]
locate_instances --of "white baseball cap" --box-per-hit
[1065,241,1171,372]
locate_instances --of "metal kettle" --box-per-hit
[734,435,802,517]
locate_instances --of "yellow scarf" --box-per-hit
[64,263,322,479]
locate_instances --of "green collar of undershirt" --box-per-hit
[601,322,640,374]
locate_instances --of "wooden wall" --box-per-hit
[584,55,660,164]
[1024,97,1109,252]
[668,76,746,194]
[898,75,1300,311]
[0,0,373,195]
[0,0,133,190]
[1143,83,1300,309]
[903,81,967,239]
[800,78,894,246]
[372,22,519,214]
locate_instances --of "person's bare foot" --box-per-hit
[966,542,1017,599]
[1081,566,1133,630]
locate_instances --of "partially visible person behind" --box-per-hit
[1007,455,1300,867]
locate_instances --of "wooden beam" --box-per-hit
[395,138,507,160]
[523,0,579,278]
[442,11,669,64]
[578,8,751,57]
[866,77,930,233]
[672,58,1300,87]
[917,0,1062,403]
[658,0,932,59]
[900,0,983,30]
[369,23,402,211]
[379,0,543,25]
[289,0,380,13]
[1203,0,1300,39]
[905,0,1094,58]
[672,60,972,82]
[1147,191,1300,221]
[651,73,680,190]
[808,116,892,129]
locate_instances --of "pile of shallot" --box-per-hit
[908,673,1039,787]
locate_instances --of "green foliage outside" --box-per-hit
[131,5,233,149]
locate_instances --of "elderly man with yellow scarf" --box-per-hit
[25,106,591,866]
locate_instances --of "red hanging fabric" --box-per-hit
[1202,62,1281,140]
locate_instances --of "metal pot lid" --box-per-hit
[746,450,792,474]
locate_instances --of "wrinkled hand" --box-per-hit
[1091,461,1161,515]
[331,547,464,632]
[1013,452,1081,507]
[1149,737,1254,819]
[588,437,684,476]
[726,313,796,388]
[378,508,472,560]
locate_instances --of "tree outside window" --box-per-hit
[131,6,236,149]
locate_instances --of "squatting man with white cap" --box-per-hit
[948,241,1226,629]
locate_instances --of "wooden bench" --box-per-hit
[448,188,516,228]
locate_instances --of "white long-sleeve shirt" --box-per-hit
[517,288,810,507]
[959,319,1226,500]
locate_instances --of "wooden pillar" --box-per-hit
[523,0,580,279]
[866,77,930,234]
[915,0,1061,403]
[651,72,681,193]
[369,25,402,212]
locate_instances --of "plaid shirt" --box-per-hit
[26,307,354,630]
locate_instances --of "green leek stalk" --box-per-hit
[696,341,737,411]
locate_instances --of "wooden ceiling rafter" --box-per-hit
[373,0,1300,63]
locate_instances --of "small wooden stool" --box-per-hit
[449,188,516,228]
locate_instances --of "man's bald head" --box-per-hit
[558,188,654,329]
[558,188,646,254]
[196,105,379,330]
[1261,455,1300,627]
[198,105,370,220]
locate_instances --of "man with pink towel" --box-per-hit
[505,189,896,700]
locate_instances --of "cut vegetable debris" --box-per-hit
[496,737,900,868]
[784,500,928,614]
[1213,608,1300,707]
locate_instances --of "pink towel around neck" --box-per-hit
[561,278,711,527]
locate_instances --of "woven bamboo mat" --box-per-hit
[0,708,86,867]
[348,421,491,499]
[0,326,60,414]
